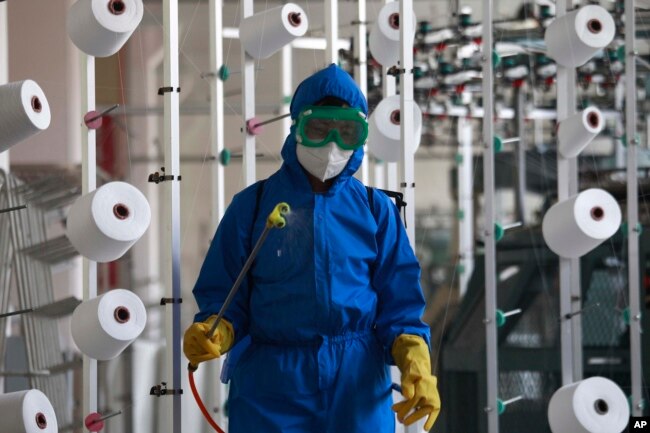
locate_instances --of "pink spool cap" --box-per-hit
[84,111,103,130]
[84,412,105,432]
[246,117,264,135]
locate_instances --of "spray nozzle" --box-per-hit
[267,202,291,228]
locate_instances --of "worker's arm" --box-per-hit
[192,185,261,342]
[369,190,440,430]
[369,189,431,357]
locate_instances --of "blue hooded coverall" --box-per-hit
[192,64,430,433]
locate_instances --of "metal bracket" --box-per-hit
[160,297,183,306]
[387,66,421,77]
[150,382,183,397]
[387,66,406,76]
[148,167,181,184]
[157,86,181,95]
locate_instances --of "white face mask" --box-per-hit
[296,142,354,182]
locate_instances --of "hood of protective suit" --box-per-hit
[281,64,368,192]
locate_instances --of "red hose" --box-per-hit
[188,368,226,433]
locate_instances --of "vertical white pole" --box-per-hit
[457,117,474,297]
[242,0,256,187]
[281,46,293,134]
[162,0,182,431]
[210,0,226,222]
[325,0,338,65]
[481,0,499,431]
[555,0,581,385]
[208,0,227,426]
[399,0,415,244]
[354,0,369,185]
[0,2,9,172]
[80,52,98,425]
[383,1,398,192]
[625,0,643,417]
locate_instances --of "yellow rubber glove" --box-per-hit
[392,334,441,431]
[183,316,234,370]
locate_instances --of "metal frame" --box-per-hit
[162,0,183,431]
[281,45,293,135]
[399,0,416,243]
[555,0,583,385]
[354,0,369,185]
[0,1,8,172]
[241,0,256,187]
[382,1,398,191]
[325,0,338,66]
[457,117,474,297]
[80,52,98,423]
[625,0,644,416]
[208,0,228,427]
[481,0,498,432]
[210,0,226,223]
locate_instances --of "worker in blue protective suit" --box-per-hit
[184,64,441,432]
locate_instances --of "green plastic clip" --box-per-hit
[496,396,523,415]
[492,50,501,68]
[621,133,641,147]
[623,308,642,326]
[494,223,505,242]
[496,308,521,327]
[622,222,643,237]
[617,46,626,64]
[455,153,464,164]
[419,21,433,33]
[493,136,503,153]
[628,396,647,412]
[440,62,454,75]
[496,399,506,415]
[623,307,631,325]
[457,209,465,220]
[218,65,230,82]
[220,148,231,166]
[496,310,507,328]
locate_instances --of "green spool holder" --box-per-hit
[496,399,506,415]
[492,50,501,68]
[621,133,641,147]
[218,65,230,81]
[419,21,433,33]
[220,149,231,166]
[440,62,454,75]
[628,395,647,412]
[493,136,503,153]
[496,396,522,415]
[496,308,522,327]
[621,221,643,237]
[622,307,642,326]
[617,46,626,64]
[494,223,505,242]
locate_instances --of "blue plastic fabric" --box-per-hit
[192,64,430,433]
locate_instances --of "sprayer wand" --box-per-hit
[188,202,290,432]
[205,202,290,339]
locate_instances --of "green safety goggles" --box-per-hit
[295,106,369,150]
